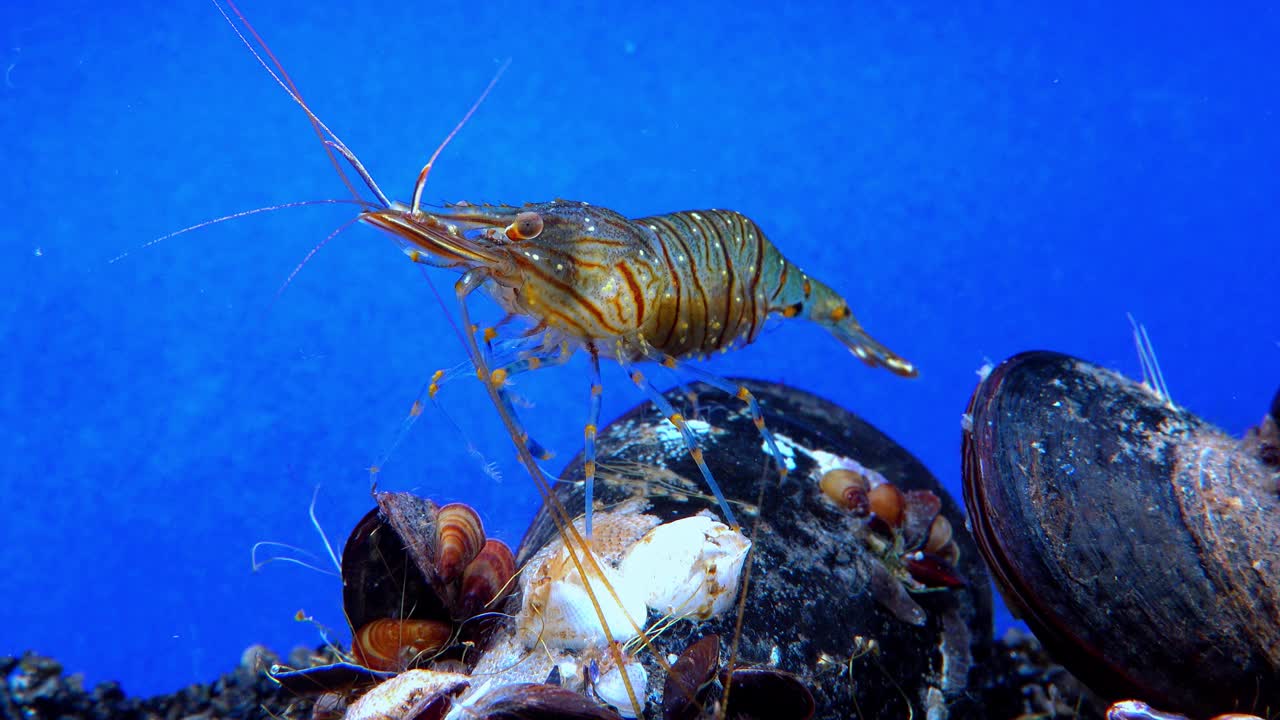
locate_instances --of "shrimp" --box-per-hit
[212,0,916,537]
[361,200,917,531]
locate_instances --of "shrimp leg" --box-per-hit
[641,344,790,483]
[583,347,604,537]
[616,353,740,529]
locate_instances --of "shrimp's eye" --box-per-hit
[506,211,544,241]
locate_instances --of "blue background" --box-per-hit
[2,0,1275,696]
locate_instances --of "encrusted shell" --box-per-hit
[616,514,750,620]
[517,541,647,650]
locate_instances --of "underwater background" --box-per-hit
[2,0,1275,697]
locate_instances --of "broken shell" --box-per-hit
[517,541,646,650]
[352,618,453,672]
[343,668,470,720]
[819,468,870,515]
[963,351,1280,717]
[616,515,750,621]
[437,502,486,583]
[458,539,517,620]
[591,654,647,719]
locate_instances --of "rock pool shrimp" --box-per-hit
[213,1,918,539]
[365,201,918,535]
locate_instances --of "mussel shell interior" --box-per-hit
[341,500,450,632]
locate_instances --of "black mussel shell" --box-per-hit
[718,667,815,720]
[963,351,1280,717]
[341,497,450,632]
[468,683,624,719]
[522,380,992,720]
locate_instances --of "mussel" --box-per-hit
[962,350,1280,717]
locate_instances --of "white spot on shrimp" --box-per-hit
[531,253,541,261]
[556,263,564,271]
[691,212,702,220]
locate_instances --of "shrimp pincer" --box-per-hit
[361,199,917,531]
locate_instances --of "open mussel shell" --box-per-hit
[341,494,450,632]
[521,379,992,719]
[963,351,1280,717]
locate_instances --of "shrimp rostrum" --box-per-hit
[362,199,917,532]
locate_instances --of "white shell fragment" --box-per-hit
[518,542,648,650]
[593,655,648,719]
[618,514,751,620]
[514,509,751,651]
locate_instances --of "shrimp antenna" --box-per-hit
[410,58,512,217]
[109,199,363,264]
[308,485,342,573]
[214,0,392,209]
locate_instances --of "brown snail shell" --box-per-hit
[437,502,487,584]
[352,618,454,672]
[457,538,517,620]
[962,351,1280,717]
[867,482,906,529]
[819,468,871,515]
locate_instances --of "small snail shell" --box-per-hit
[351,618,452,672]
[867,482,906,528]
[924,514,953,554]
[819,469,870,515]
[457,538,516,619]
[436,503,485,583]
